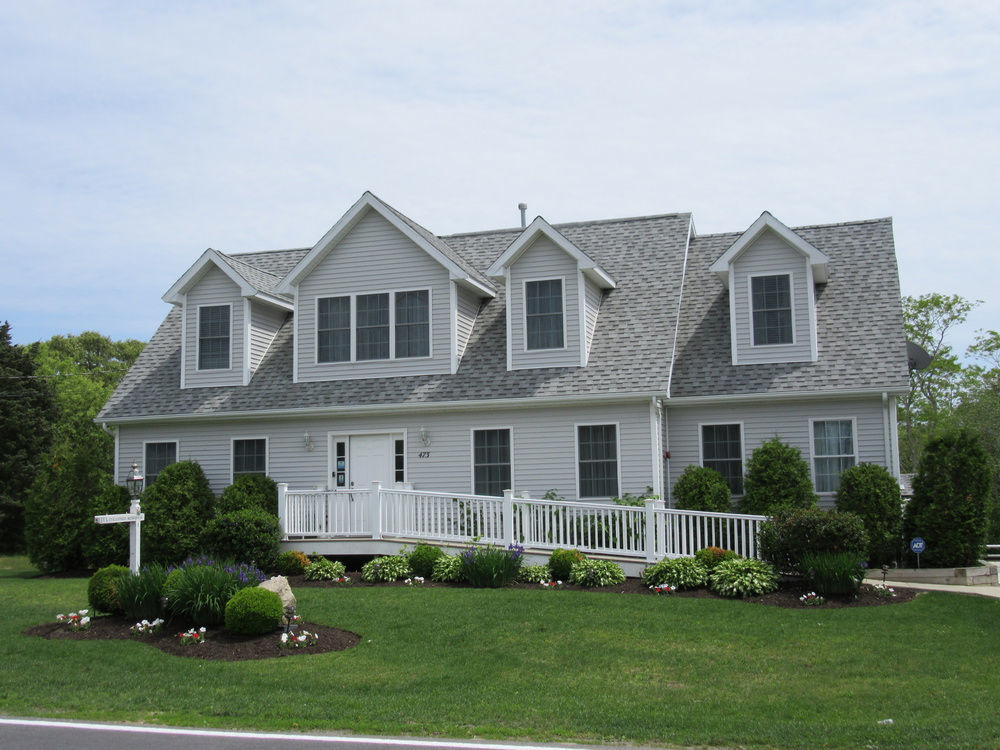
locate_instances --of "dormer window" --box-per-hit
[751,274,793,346]
[525,279,565,350]
[198,304,231,370]
[315,289,432,364]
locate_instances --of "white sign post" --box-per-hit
[95,499,145,574]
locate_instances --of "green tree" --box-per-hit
[0,322,58,552]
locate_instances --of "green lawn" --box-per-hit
[2,555,998,749]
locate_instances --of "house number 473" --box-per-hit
[418,451,430,458]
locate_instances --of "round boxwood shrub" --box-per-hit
[408,543,444,578]
[758,507,869,574]
[139,461,215,565]
[549,548,586,581]
[739,438,818,515]
[641,557,709,589]
[200,508,281,572]
[709,557,778,598]
[568,559,626,587]
[835,463,903,566]
[903,430,991,567]
[674,466,733,512]
[218,474,279,516]
[87,564,129,614]
[277,550,311,576]
[224,586,284,635]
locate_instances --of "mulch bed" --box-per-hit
[23,576,917,662]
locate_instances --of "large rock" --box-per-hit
[259,575,296,615]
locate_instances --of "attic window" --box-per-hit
[751,274,793,346]
[198,304,231,370]
[525,279,564,350]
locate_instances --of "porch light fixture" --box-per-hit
[125,462,144,499]
[304,432,313,451]
[419,426,430,447]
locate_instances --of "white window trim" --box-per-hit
[697,422,745,495]
[141,439,179,488]
[522,276,568,352]
[196,302,233,372]
[326,430,407,491]
[808,417,859,495]
[230,436,269,485]
[469,426,515,496]
[746,272,796,348]
[313,288,434,365]
[574,421,622,500]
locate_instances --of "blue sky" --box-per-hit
[2,1,997,356]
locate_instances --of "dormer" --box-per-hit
[487,217,616,370]
[710,212,829,366]
[163,249,293,388]
[275,192,495,382]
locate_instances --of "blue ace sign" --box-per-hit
[910,537,926,554]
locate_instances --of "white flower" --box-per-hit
[281,633,288,643]
[199,627,206,632]
[81,617,90,625]
[80,610,89,615]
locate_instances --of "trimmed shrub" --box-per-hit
[835,463,903,566]
[200,508,281,571]
[694,547,739,570]
[139,461,215,565]
[81,481,131,570]
[709,558,778,598]
[758,507,869,574]
[87,564,129,614]
[517,563,552,583]
[739,438,817,514]
[549,548,586,581]
[431,554,463,582]
[361,555,412,582]
[164,564,240,626]
[800,551,866,597]
[303,557,347,581]
[641,557,709,589]
[117,564,169,620]
[903,430,991,567]
[568,559,626,588]
[277,550,311,576]
[460,544,524,588]
[224,586,283,635]
[408,543,444,578]
[218,474,279,516]
[674,466,733,512]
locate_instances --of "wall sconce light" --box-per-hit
[418,426,430,447]
[304,432,313,452]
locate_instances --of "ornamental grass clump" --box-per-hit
[431,554,463,582]
[709,558,778,598]
[460,544,524,588]
[164,564,240,626]
[303,557,347,581]
[361,555,412,582]
[568,559,626,587]
[116,563,169,620]
[641,557,709,589]
[800,551,866,597]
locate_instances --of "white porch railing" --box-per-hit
[278,482,767,562]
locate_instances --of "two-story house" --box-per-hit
[98,192,909,508]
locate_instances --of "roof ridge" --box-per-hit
[218,252,282,279]
[442,212,691,239]
[695,216,892,240]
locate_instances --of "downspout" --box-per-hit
[661,399,671,507]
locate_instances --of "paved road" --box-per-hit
[0,719,614,750]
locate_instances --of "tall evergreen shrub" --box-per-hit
[903,430,991,567]
[739,437,817,515]
[673,465,733,512]
[218,474,279,516]
[835,463,903,566]
[139,461,215,565]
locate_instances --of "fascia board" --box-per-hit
[249,292,294,312]
[452,275,496,298]
[710,212,830,287]
[666,386,910,407]
[162,249,255,304]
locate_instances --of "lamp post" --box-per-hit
[125,462,144,574]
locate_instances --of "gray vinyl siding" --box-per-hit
[183,266,244,389]
[732,230,814,364]
[665,396,889,508]
[455,285,480,362]
[117,400,653,500]
[249,303,286,377]
[296,210,452,381]
[509,236,581,370]
[583,276,603,361]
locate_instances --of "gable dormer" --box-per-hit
[487,217,615,370]
[710,212,829,366]
[276,192,494,382]
[163,249,292,389]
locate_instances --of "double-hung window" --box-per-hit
[751,274,793,345]
[395,290,430,358]
[578,424,618,498]
[144,442,177,487]
[233,438,267,480]
[701,424,743,494]
[473,429,511,496]
[812,419,855,493]
[317,296,351,363]
[356,293,390,361]
[525,279,564,350]
[198,305,231,369]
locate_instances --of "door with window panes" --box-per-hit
[328,434,406,491]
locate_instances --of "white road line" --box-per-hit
[0,718,579,750]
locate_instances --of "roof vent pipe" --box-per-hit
[518,202,527,228]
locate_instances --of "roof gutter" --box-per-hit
[666,386,910,407]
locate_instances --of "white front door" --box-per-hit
[329,434,394,490]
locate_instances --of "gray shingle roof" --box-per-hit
[98,211,908,422]
[213,252,290,302]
